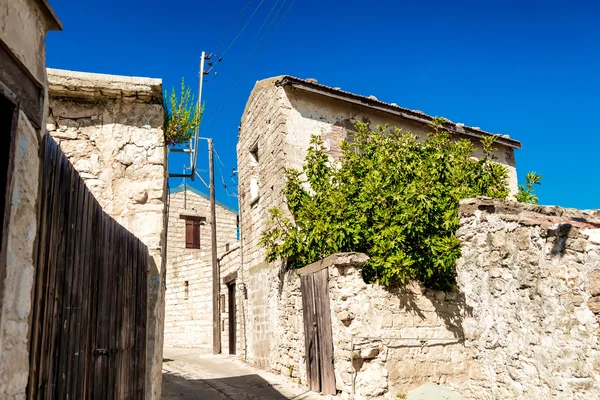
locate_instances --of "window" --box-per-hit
[180,215,205,249]
[184,281,189,300]
[249,143,259,166]
[250,177,259,203]
[249,143,260,204]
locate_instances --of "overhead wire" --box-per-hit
[203,0,297,133]
[206,0,286,121]
[220,0,267,58]
[213,0,255,52]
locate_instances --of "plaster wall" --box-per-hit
[0,0,48,85]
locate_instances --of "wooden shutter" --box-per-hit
[193,220,201,249]
[185,219,194,248]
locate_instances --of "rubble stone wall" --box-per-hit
[270,198,600,400]
[455,198,600,399]
[46,69,167,400]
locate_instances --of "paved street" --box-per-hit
[161,347,325,400]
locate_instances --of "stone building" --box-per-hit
[164,184,240,352]
[46,68,168,399]
[0,0,61,397]
[235,75,522,370]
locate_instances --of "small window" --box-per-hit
[181,215,205,249]
[184,281,189,300]
[250,177,259,203]
[249,144,259,166]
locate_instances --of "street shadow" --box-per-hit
[162,370,314,400]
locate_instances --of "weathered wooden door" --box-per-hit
[227,281,236,355]
[300,267,336,395]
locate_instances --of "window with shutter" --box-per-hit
[181,215,205,249]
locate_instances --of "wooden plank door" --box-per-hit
[300,268,336,395]
[228,281,236,355]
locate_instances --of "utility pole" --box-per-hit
[209,138,220,354]
[191,52,205,180]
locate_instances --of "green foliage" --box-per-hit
[515,171,543,204]
[259,119,510,289]
[164,78,203,146]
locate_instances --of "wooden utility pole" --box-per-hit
[209,138,220,354]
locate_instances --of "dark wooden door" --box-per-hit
[300,268,336,395]
[228,282,236,355]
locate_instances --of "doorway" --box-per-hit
[0,92,16,314]
[1,93,16,243]
[227,281,236,355]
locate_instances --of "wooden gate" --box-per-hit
[299,267,336,395]
[27,135,147,399]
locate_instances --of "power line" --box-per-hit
[203,0,297,133]
[244,0,283,58]
[206,0,287,120]
[220,0,267,58]
[214,0,255,52]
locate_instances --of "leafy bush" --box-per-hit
[259,119,510,289]
[515,171,543,204]
[164,78,203,146]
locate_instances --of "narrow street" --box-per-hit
[161,347,325,400]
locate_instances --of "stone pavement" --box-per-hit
[161,347,326,400]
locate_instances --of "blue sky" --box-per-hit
[46,0,600,210]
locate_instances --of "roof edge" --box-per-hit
[47,68,162,104]
[275,76,522,149]
[35,0,63,31]
[170,184,238,215]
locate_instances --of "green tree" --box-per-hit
[164,78,203,146]
[515,171,543,204]
[259,119,510,289]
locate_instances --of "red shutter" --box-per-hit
[193,220,201,249]
[185,219,194,248]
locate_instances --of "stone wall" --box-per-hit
[265,198,600,400]
[0,110,43,398]
[46,69,167,400]
[237,77,292,366]
[164,187,239,350]
[455,198,600,399]
[275,253,472,399]
[0,1,59,397]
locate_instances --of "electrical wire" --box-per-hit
[214,0,255,52]
[220,0,267,58]
[206,0,287,120]
[203,0,297,132]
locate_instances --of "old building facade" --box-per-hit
[235,75,522,370]
[0,0,61,397]
[164,185,240,352]
[46,68,168,399]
